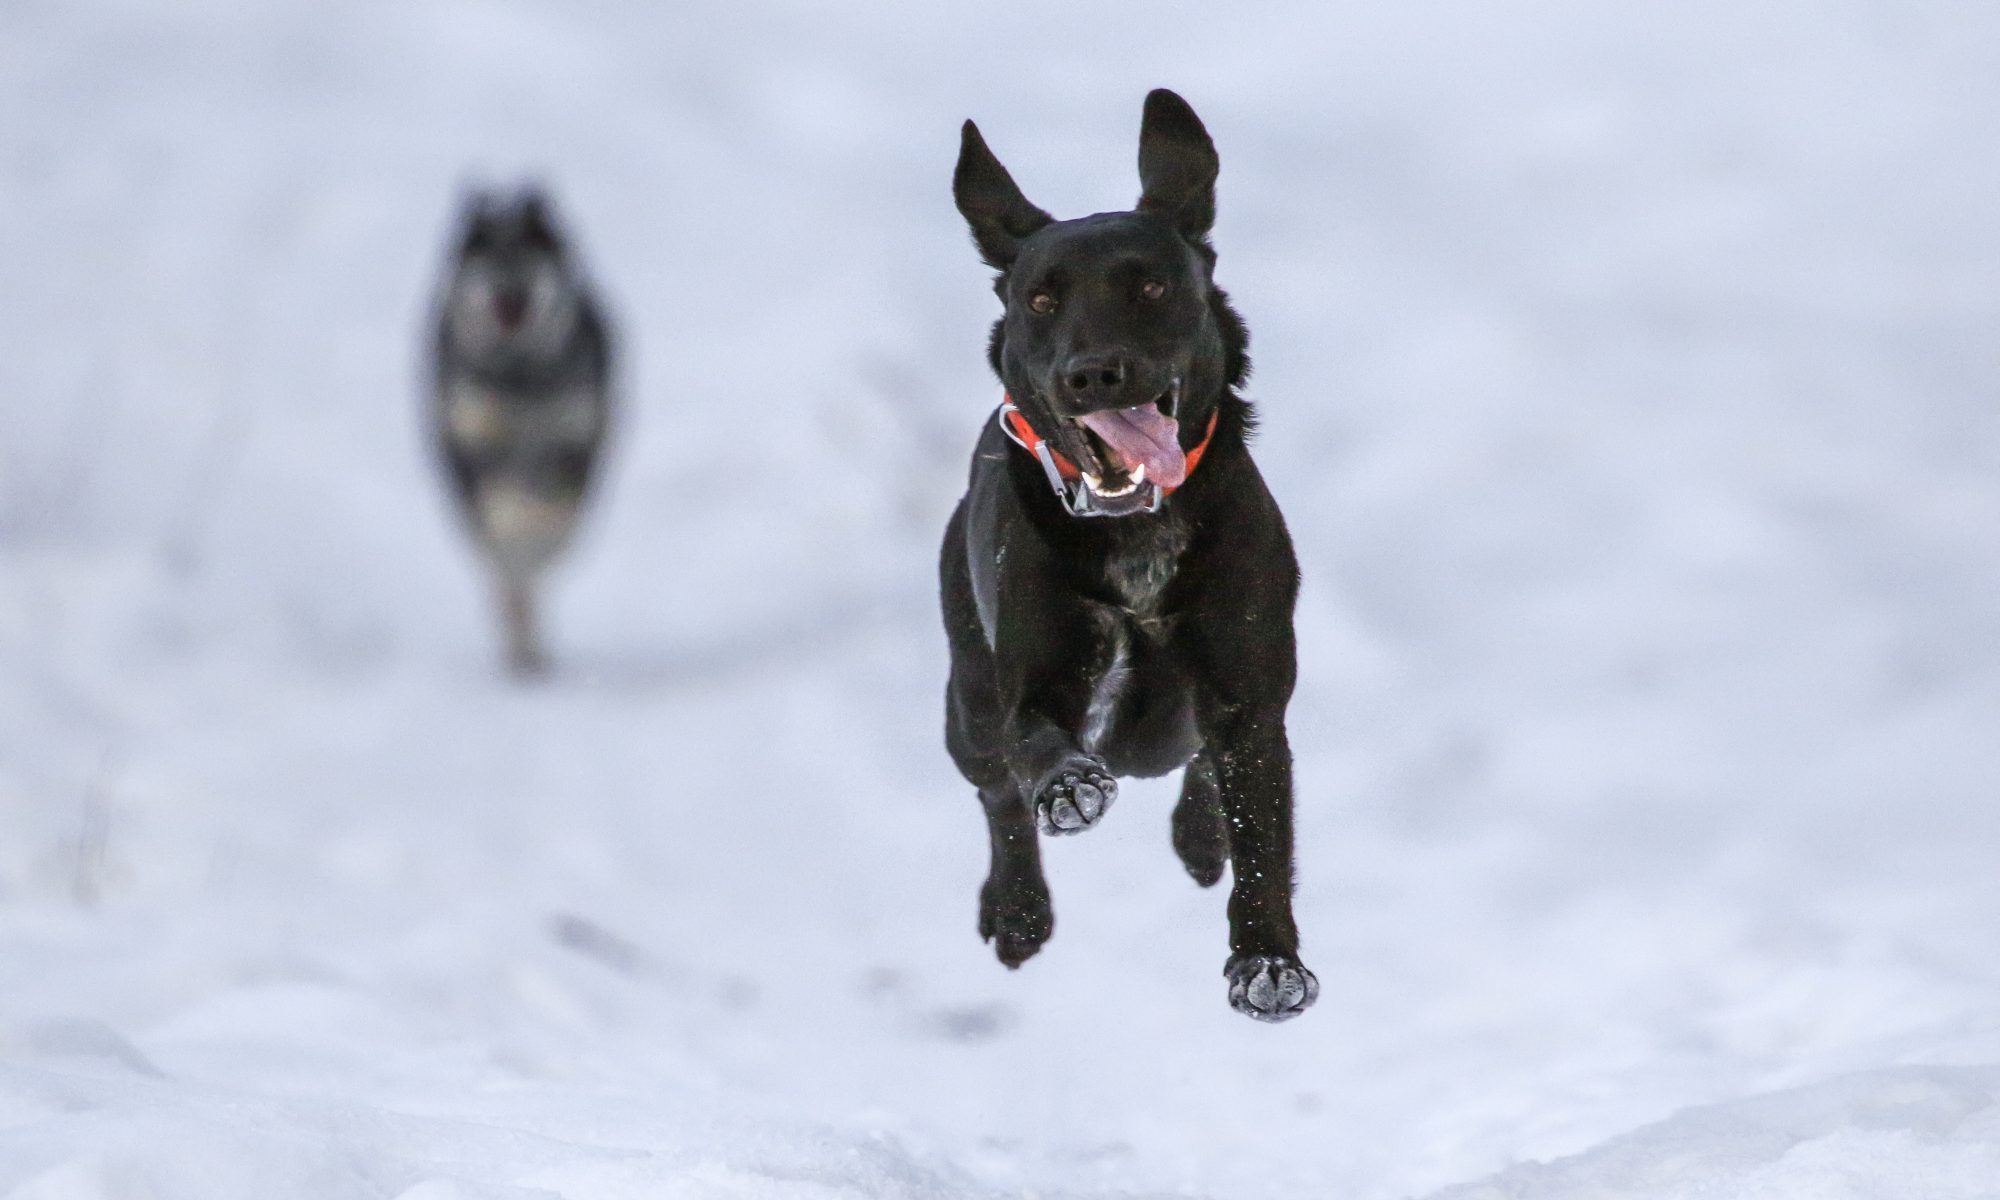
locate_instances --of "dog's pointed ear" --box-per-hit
[515,185,561,251]
[455,185,500,252]
[1136,89,1218,239]
[954,120,1053,270]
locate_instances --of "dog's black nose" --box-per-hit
[1059,354,1132,408]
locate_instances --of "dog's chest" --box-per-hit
[1078,523,1190,751]
[443,378,602,453]
[1101,520,1191,622]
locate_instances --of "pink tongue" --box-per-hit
[1077,404,1186,488]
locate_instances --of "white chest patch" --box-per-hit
[1079,524,1189,752]
[445,381,602,452]
[446,383,507,447]
[1080,616,1131,754]
[1106,523,1190,615]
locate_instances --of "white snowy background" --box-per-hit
[4,1,1999,1196]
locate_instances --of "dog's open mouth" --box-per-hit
[1067,399,1185,499]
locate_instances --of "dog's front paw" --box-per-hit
[979,876,1053,968]
[1033,759,1117,836]
[1225,954,1319,1023]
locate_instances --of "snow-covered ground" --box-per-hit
[5,1,2000,1196]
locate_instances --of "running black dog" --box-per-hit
[938,90,1315,1021]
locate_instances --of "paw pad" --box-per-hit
[1225,954,1319,1023]
[1036,766,1118,835]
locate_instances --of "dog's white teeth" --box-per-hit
[1081,467,1143,499]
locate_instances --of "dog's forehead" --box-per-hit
[488,212,539,244]
[465,220,559,265]
[1015,212,1193,276]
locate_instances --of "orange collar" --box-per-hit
[997,395,1218,495]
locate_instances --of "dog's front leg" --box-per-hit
[1201,699,1317,1021]
[1183,531,1317,1022]
[977,783,1051,966]
[998,665,1120,837]
[991,569,1121,837]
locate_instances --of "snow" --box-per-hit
[4,0,2000,1196]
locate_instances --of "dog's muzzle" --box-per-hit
[998,379,1213,519]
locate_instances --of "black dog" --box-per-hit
[938,90,1315,1021]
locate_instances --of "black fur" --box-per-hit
[939,90,1316,1021]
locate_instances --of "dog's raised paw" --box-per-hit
[1034,760,1118,835]
[1225,954,1319,1023]
[979,878,1053,968]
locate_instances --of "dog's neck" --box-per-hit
[1101,514,1193,618]
[445,317,595,392]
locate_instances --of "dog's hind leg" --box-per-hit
[978,783,1052,966]
[1171,751,1229,888]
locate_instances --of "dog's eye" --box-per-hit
[1027,292,1057,316]
[1140,280,1168,302]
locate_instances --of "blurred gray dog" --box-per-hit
[430,186,612,676]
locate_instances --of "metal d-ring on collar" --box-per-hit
[996,381,1179,519]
